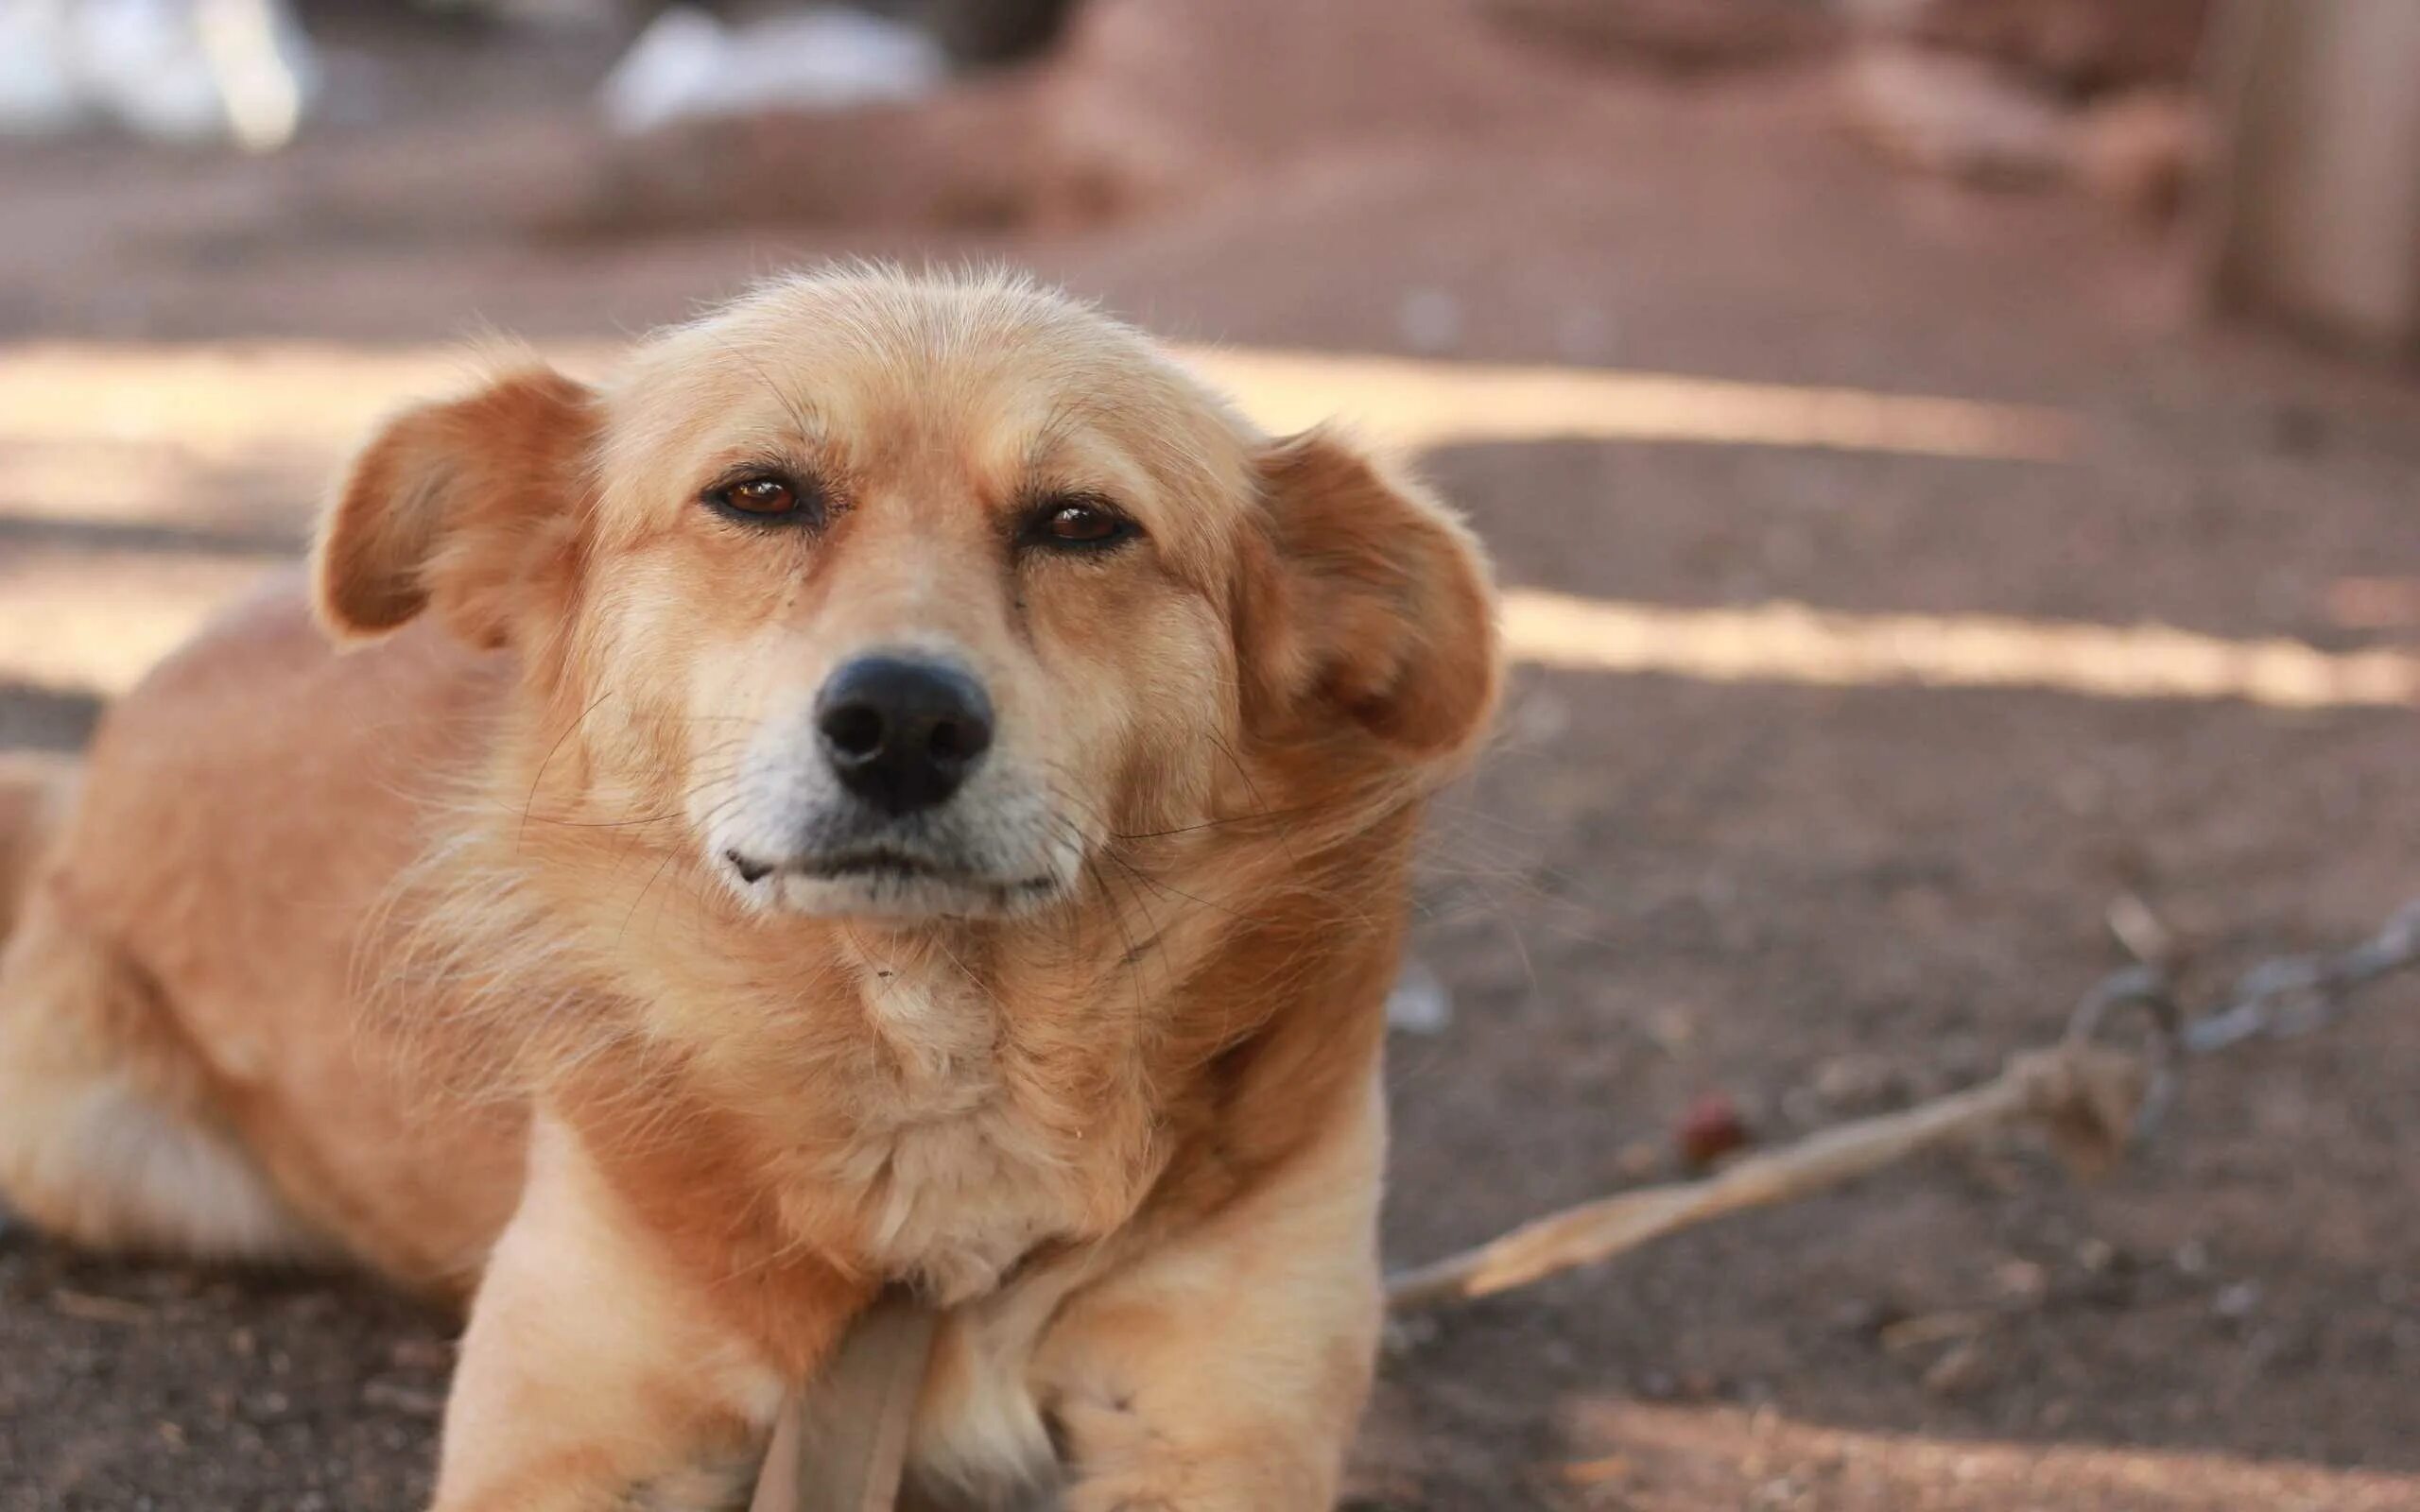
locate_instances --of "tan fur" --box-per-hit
[0,751,73,941]
[0,269,1498,1511]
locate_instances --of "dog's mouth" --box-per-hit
[721,847,1060,909]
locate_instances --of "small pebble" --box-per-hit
[1677,1091,1750,1169]
[389,1335,454,1372]
[1812,1053,1903,1115]
[1993,1259,2049,1306]
[1384,960,1452,1036]
[361,1380,446,1419]
[1615,1138,1665,1181]
[1829,1297,1893,1336]
[2213,1281,2263,1321]
[1922,1338,1992,1398]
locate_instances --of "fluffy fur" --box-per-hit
[0,269,1499,1512]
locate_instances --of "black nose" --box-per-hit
[815,655,994,816]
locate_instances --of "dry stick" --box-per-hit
[1386,1044,2148,1311]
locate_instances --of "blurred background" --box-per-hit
[3,2,2418,1508]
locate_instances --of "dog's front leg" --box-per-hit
[1037,1081,1388,1512]
[429,1117,868,1512]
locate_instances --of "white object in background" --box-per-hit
[77,0,230,141]
[0,0,313,147]
[599,5,946,137]
[1386,959,1454,1036]
[192,0,311,149]
[0,1,84,135]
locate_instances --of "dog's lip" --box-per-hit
[723,847,1056,894]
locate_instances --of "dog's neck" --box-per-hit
[436,712,1421,1302]
[825,928,1159,1298]
[456,835,1280,1301]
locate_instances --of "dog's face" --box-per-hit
[588,280,1262,920]
[315,273,1497,927]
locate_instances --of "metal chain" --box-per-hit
[2066,897,2420,1138]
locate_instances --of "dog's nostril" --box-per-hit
[926,716,969,763]
[820,702,888,761]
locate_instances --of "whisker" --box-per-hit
[518,687,619,849]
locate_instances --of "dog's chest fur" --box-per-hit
[809,945,1148,1304]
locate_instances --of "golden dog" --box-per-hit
[0,269,1498,1511]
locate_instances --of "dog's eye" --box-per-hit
[705,473,808,522]
[1024,497,1138,550]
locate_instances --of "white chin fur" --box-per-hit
[720,863,1066,921]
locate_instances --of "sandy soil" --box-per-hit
[2,5,2416,1509]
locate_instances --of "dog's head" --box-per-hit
[316,271,1496,928]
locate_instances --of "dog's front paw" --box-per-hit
[1055,1396,1328,1511]
[1054,1398,1183,1512]
[1065,1453,1277,1512]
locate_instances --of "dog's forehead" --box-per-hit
[590,275,1270,584]
[614,276,1245,476]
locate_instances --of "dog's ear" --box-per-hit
[1240,428,1500,765]
[313,368,596,651]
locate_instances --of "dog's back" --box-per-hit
[0,577,524,1288]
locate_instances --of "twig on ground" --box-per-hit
[1387,1042,2144,1310]
[1389,895,2420,1311]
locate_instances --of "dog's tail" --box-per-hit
[0,752,78,947]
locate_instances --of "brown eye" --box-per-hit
[1025,497,1137,550]
[715,476,797,516]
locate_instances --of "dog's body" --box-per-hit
[0,271,1496,1511]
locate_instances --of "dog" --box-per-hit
[0,268,1499,1511]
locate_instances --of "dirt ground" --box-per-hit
[4,5,2419,1510]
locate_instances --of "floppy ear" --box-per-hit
[312,367,596,651]
[1241,428,1500,765]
